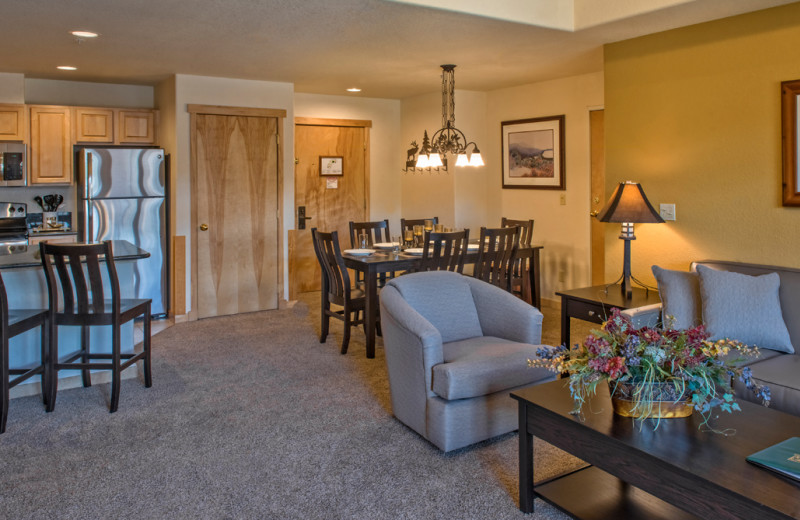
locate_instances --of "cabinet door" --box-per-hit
[118,109,157,144]
[75,108,114,143]
[0,104,25,141]
[30,106,72,184]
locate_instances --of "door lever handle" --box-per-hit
[297,206,313,230]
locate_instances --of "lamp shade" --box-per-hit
[596,181,664,224]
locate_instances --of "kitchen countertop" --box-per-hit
[0,240,150,270]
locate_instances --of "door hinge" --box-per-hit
[294,157,300,165]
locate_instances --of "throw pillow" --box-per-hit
[651,265,701,329]
[696,265,794,353]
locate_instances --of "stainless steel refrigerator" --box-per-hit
[78,147,169,318]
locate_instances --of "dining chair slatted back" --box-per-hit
[311,229,367,355]
[473,226,520,292]
[501,218,535,302]
[349,220,391,248]
[40,241,152,413]
[399,217,438,234]
[420,230,470,273]
[0,271,49,433]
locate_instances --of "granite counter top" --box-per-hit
[0,240,149,270]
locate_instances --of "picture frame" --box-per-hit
[781,79,800,206]
[501,115,565,190]
[320,156,344,176]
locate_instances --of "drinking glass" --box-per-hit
[403,229,413,247]
[359,232,369,249]
[434,224,444,233]
[392,236,402,253]
[423,219,434,233]
[413,225,424,247]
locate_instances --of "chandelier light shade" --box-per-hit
[596,181,664,299]
[404,65,483,172]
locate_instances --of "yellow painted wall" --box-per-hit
[604,3,800,285]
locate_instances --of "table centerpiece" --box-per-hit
[529,308,772,429]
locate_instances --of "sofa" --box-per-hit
[626,260,800,417]
[379,270,556,452]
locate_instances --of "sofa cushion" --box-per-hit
[432,336,555,400]
[652,265,701,329]
[736,354,800,416]
[696,265,794,354]
[387,271,483,343]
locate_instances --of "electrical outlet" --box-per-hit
[660,203,676,221]
[560,194,566,205]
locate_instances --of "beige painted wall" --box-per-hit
[605,3,800,285]
[293,93,402,227]
[0,73,24,103]
[24,78,154,108]
[486,71,604,300]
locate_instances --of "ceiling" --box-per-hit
[0,0,794,99]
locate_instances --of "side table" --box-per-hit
[555,285,661,347]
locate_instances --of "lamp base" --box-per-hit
[604,273,655,300]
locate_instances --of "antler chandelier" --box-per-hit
[405,65,483,172]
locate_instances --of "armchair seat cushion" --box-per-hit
[432,336,555,400]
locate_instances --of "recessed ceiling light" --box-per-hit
[70,30,98,38]
[346,88,362,93]
[57,66,77,71]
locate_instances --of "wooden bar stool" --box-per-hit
[40,241,152,413]
[0,271,49,433]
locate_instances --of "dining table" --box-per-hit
[342,244,543,358]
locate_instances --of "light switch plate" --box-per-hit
[660,203,676,221]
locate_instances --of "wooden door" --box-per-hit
[293,119,370,294]
[590,109,606,285]
[30,106,72,184]
[190,106,284,319]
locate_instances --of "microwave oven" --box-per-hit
[0,143,26,187]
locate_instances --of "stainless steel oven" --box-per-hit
[0,202,28,253]
[0,143,26,187]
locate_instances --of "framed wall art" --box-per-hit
[320,156,343,176]
[501,115,565,190]
[782,79,800,206]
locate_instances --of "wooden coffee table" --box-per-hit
[511,380,800,519]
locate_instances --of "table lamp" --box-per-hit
[595,181,664,299]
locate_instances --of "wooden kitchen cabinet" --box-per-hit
[118,109,157,144]
[74,107,114,143]
[29,105,72,185]
[0,104,26,141]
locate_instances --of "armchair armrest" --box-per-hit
[465,277,543,345]
[621,303,662,329]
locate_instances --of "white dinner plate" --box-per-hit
[343,249,375,256]
[373,242,399,249]
[467,244,479,251]
[404,248,424,255]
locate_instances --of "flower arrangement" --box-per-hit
[530,308,771,428]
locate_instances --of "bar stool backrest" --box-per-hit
[40,241,120,315]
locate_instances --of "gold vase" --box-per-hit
[609,382,693,419]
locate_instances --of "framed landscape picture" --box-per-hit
[782,79,800,206]
[501,115,565,190]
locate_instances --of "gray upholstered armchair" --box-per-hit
[379,270,556,452]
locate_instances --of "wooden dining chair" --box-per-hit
[419,229,470,273]
[349,219,391,248]
[473,226,520,292]
[349,219,394,287]
[501,218,535,303]
[311,228,369,355]
[0,272,49,433]
[40,241,152,413]
[399,217,438,234]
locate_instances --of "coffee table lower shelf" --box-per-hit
[536,466,700,520]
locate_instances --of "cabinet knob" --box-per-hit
[588,310,595,316]
[200,223,208,231]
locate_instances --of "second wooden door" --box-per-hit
[294,121,369,293]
